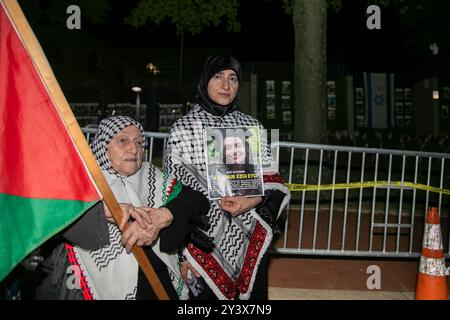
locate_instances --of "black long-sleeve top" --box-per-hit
[62,185,211,252]
[160,185,211,252]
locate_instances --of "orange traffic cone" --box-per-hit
[415,207,449,300]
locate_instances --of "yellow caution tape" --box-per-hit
[286,181,450,195]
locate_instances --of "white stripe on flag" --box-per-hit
[364,73,394,128]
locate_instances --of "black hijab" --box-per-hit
[197,55,242,117]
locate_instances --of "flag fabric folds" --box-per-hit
[0,1,101,281]
[364,72,395,129]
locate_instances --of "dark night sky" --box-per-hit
[25,0,449,82]
[87,0,295,60]
[85,0,411,69]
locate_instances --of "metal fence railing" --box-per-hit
[82,128,450,259]
[273,141,450,259]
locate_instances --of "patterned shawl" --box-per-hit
[69,116,188,300]
[165,106,290,300]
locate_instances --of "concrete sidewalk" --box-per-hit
[268,287,416,300]
[267,256,450,300]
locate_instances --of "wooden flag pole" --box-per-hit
[2,0,169,300]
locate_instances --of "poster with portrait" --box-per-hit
[395,88,404,101]
[327,107,336,120]
[355,100,364,114]
[158,103,184,132]
[281,95,291,110]
[404,101,412,114]
[282,110,292,124]
[355,87,364,101]
[266,80,275,94]
[266,94,276,119]
[282,81,291,95]
[327,81,337,120]
[327,81,336,96]
[441,105,449,119]
[404,115,413,127]
[327,95,336,108]
[396,115,404,127]
[404,88,412,101]
[355,115,365,128]
[204,126,264,200]
[395,102,404,114]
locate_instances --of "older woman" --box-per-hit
[35,116,211,300]
[165,55,291,300]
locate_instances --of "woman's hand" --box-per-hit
[103,203,153,231]
[121,207,173,253]
[147,207,173,229]
[220,196,262,217]
[121,220,156,253]
[180,260,201,285]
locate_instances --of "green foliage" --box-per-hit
[397,0,450,51]
[282,0,293,15]
[284,0,449,50]
[125,0,240,35]
[364,0,450,50]
[327,0,342,12]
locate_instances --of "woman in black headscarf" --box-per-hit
[165,55,291,300]
[196,55,242,117]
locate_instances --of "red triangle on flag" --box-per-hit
[0,4,99,202]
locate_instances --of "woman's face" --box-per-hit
[224,136,246,164]
[207,69,239,106]
[107,125,144,176]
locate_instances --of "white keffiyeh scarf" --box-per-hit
[165,106,290,300]
[69,116,188,300]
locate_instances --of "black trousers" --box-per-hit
[136,247,179,300]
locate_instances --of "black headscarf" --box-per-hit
[197,55,242,117]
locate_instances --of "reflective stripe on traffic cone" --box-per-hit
[415,207,449,300]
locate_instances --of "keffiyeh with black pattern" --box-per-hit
[70,116,188,300]
[165,106,290,300]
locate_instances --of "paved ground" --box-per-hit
[268,287,416,300]
[265,204,450,300]
[267,255,450,300]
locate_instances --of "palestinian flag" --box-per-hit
[0,0,102,281]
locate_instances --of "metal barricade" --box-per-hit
[81,128,450,258]
[272,142,450,258]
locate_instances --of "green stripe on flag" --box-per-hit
[0,193,98,281]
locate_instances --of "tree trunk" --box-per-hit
[293,0,328,144]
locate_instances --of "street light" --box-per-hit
[132,86,141,121]
[429,43,439,56]
[146,63,160,75]
[429,43,439,77]
[433,90,439,100]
